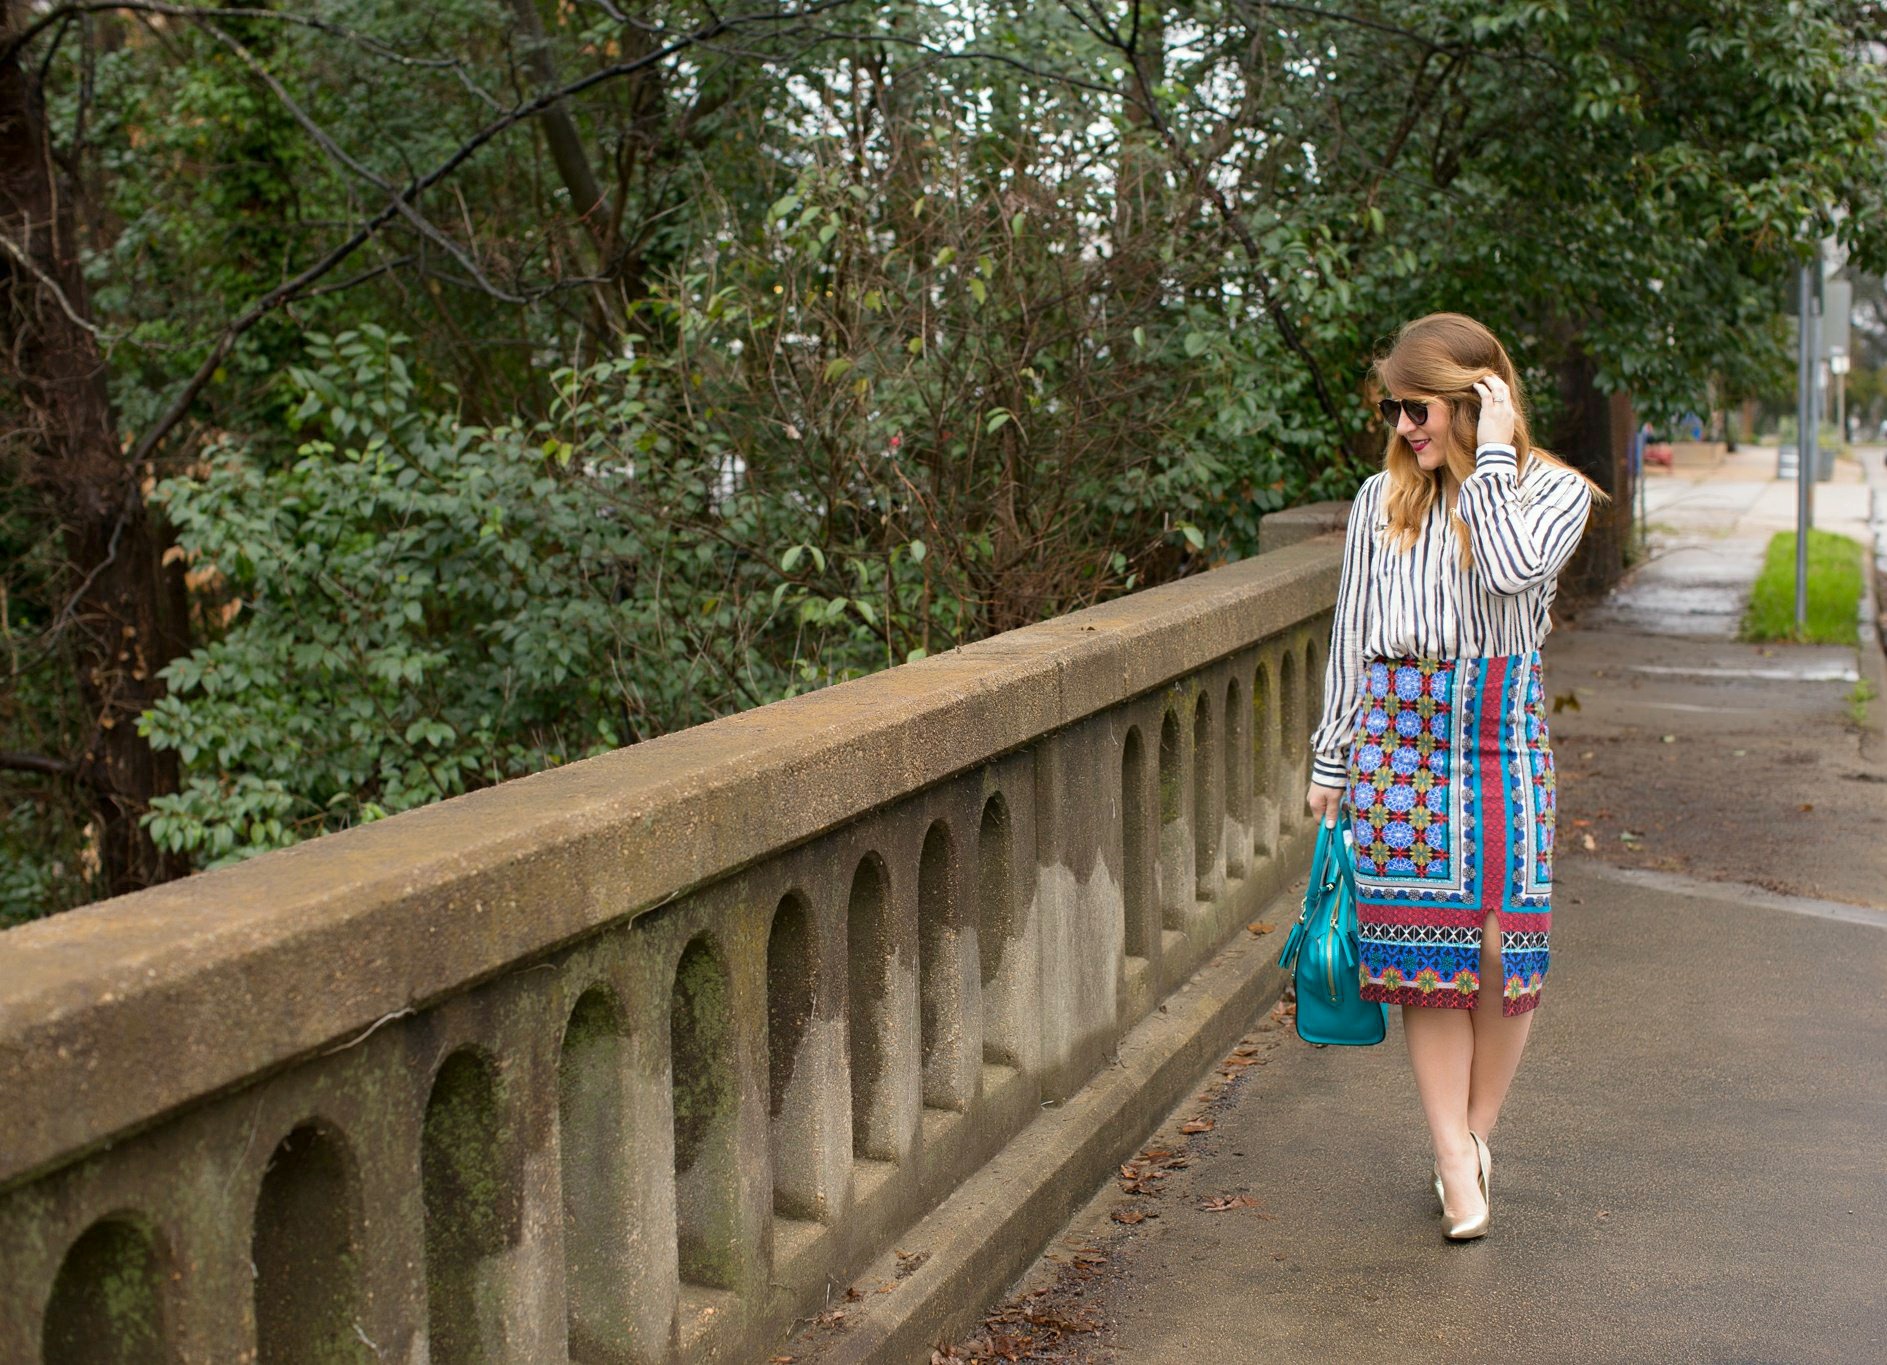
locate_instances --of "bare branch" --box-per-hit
[0,751,77,779]
[0,223,106,340]
[3,3,478,70]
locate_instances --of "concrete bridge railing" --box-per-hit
[0,531,1342,1363]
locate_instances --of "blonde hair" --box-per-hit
[1372,312,1609,569]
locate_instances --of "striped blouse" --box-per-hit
[1308,444,1595,787]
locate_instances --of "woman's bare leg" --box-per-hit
[1401,1003,1484,1219]
[1466,912,1535,1142]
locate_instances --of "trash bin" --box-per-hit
[1775,445,1836,482]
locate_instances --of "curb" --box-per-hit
[790,887,1296,1363]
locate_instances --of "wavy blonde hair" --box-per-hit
[1372,313,1608,570]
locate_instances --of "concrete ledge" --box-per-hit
[1258,500,1352,555]
[0,543,1339,1192]
[788,880,1296,1363]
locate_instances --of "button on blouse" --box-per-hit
[1309,444,1595,786]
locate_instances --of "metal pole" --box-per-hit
[1796,262,1813,633]
[1633,426,1647,550]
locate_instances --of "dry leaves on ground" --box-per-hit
[896,1248,931,1278]
[933,1294,1105,1363]
[1198,1194,1272,1216]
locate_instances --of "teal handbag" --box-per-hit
[1276,819,1389,1046]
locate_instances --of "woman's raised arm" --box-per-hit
[1455,446,1593,597]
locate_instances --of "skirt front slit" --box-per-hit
[1345,652,1556,1016]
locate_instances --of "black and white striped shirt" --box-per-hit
[1309,444,1595,786]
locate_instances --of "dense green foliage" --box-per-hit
[6,1,1887,917]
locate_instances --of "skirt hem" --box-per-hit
[1360,982,1543,1017]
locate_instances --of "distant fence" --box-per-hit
[0,530,1343,1363]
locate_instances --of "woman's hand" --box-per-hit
[1305,781,1345,827]
[1471,372,1517,447]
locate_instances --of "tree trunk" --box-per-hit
[1549,340,1633,600]
[2,5,191,895]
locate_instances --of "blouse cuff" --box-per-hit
[1472,443,1517,476]
[1311,754,1349,787]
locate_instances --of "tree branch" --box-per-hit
[0,750,77,779]
[117,0,863,469]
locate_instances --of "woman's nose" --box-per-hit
[1396,410,1417,434]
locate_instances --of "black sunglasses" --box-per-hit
[1378,396,1433,425]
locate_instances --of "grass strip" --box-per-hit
[1740,529,1863,645]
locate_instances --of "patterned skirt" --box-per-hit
[1344,652,1555,1016]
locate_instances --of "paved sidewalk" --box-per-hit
[1582,440,1872,639]
[1001,861,1887,1364]
[956,445,1887,1364]
[1544,441,1887,908]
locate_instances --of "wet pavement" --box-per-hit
[952,444,1887,1364]
[1582,440,1874,640]
[1546,442,1887,908]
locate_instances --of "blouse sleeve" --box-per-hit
[1454,445,1594,596]
[1308,476,1377,787]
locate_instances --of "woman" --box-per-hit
[1303,313,1607,1241]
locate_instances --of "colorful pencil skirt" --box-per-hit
[1343,652,1555,1016]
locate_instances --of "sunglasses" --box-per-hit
[1379,391,1483,427]
[1378,396,1434,425]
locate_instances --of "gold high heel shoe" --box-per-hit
[1434,1131,1486,1212]
[1443,1132,1491,1241]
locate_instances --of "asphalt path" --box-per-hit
[959,446,1887,1364]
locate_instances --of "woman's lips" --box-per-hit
[1410,438,1431,452]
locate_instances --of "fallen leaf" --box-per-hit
[1199,1194,1264,1212]
[1248,921,1276,935]
[894,1249,930,1278]
[1581,750,1595,759]
[1597,1210,1610,1220]
[1553,691,1581,713]
[1800,802,1814,812]
[1582,834,1597,851]
[1660,734,1677,744]
[1113,1208,1146,1224]
[1180,1118,1215,1134]
[1572,817,1591,827]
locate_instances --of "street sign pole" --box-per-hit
[1795,261,1814,633]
